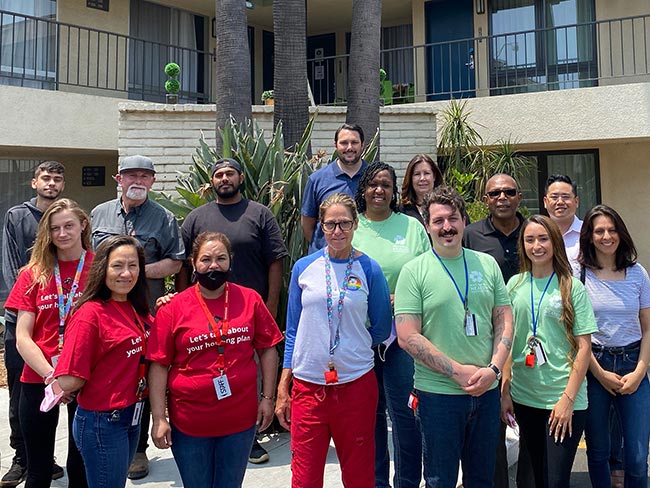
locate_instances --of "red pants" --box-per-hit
[290,370,378,488]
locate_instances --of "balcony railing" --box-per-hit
[0,9,212,102]
[307,13,650,105]
[1,10,649,105]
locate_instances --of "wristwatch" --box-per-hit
[487,363,502,381]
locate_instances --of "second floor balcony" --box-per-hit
[1,8,649,106]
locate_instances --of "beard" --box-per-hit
[36,187,61,201]
[214,181,240,199]
[125,185,148,200]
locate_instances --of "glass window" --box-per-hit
[489,0,596,94]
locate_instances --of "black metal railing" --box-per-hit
[0,9,212,102]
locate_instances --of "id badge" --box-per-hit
[132,401,144,426]
[464,312,478,337]
[213,374,232,400]
[534,342,548,366]
[50,354,60,367]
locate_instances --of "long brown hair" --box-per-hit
[515,215,577,362]
[26,198,91,288]
[401,154,443,207]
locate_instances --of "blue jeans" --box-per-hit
[374,344,422,488]
[171,423,256,488]
[73,403,140,488]
[416,387,500,488]
[585,346,650,488]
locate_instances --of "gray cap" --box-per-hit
[119,155,155,174]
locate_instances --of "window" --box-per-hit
[489,0,596,94]
[0,0,57,89]
[518,149,600,219]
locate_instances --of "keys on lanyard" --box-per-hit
[527,272,554,367]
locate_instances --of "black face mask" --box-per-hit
[194,269,229,291]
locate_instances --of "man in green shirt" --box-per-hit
[394,186,514,488]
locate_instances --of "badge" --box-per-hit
[132,401,144,426]
[50,354,60,367]
[213,374,232,400]
[534,342,548,366]
[464,311,478,337]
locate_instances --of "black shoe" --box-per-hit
[248,439,270,464]
[0,461,26,488]
[52,462,64,481]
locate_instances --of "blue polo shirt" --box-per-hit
[301,159,367,253]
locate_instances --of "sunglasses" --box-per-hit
[486,188,518,198]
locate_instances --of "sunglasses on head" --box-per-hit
[486,188,518,198]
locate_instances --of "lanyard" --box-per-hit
[195,283,230,373]
[54,250,86,351]
[324,246,355,359]
[530,272,555,338]
[111,300,149,398]
[432,248,469,311]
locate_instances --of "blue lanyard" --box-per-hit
[530,272,555,337]
[432,248,469,310]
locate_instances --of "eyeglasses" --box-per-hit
[322,220,354,232]
[485,188,518,198]
[547,193,574,202]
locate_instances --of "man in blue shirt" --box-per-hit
[301,123,367,253]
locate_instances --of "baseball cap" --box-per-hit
[212,158,242,176]
[119,155,155,174]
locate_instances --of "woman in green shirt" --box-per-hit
[502,215,597,488]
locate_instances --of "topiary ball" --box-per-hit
[165,62,180,78]
[165,79,180,94]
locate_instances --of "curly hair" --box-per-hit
[354,162,399,214]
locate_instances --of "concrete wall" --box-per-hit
[118,103,437,191]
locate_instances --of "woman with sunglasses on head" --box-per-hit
[501,215,597,488]
[400,154,443,227]
[55,235,151,488]
[147,232,282,488]
[352,162,430,488]
[578,205,650,488]
[276,193,391,488]
[4,198,92,488]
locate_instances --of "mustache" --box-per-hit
[438,229,458,238]
[128,184,147,191]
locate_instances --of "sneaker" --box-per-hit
[0,461,26,488]
[52,462,64,481]
[248,439,270,464]
[127,452,149,480]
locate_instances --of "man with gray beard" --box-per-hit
[90,155,185,479]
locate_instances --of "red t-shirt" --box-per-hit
[55,299,152,411]
[4,253,94,383]
[148,283,283,437]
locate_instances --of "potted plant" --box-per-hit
[261,90,274,105]
[164,62,180,104]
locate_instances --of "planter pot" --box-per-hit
[166,93,178,104]
[264,99,274,106]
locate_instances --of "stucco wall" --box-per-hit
[118,103,437,192]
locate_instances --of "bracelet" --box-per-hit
[260,393,275,401]
[562,391,575,403]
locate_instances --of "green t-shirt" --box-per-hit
[507,273,597,411]
[352,213,430,293]
[394,248,510,394]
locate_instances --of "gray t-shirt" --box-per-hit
[584,263,650,346]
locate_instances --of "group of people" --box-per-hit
[1,122,649,488]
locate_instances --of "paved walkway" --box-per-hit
[0,387,596,487]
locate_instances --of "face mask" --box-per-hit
[194,269,229,291]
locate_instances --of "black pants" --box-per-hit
[19,382,88,488]
[4,319,26,466]
[514,401,586,488]
[136,397,151,453]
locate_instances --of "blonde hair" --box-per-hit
[319,193,358,222]
[26,198,91,288]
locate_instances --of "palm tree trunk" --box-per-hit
[273,0,310,154]
[215,0,252,153]
[346,0,382,155]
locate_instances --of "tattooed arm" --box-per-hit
[395,313,479,387]
[490,305,514,371]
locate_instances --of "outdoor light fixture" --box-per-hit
[476,0,485,14]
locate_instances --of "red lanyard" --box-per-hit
[111,300,148,395]
[194,283,230,373]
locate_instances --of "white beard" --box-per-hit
[125,185,148,200]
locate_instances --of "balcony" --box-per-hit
[1,9,649,105]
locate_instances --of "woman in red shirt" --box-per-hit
[4,198,92,488]
[56,235,151,488]
[148,231,283,488]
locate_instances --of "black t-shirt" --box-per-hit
[181,199,288,300]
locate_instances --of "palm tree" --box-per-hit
[346,0,382,152]
[214,0,252,153]
[272,0,310,153]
